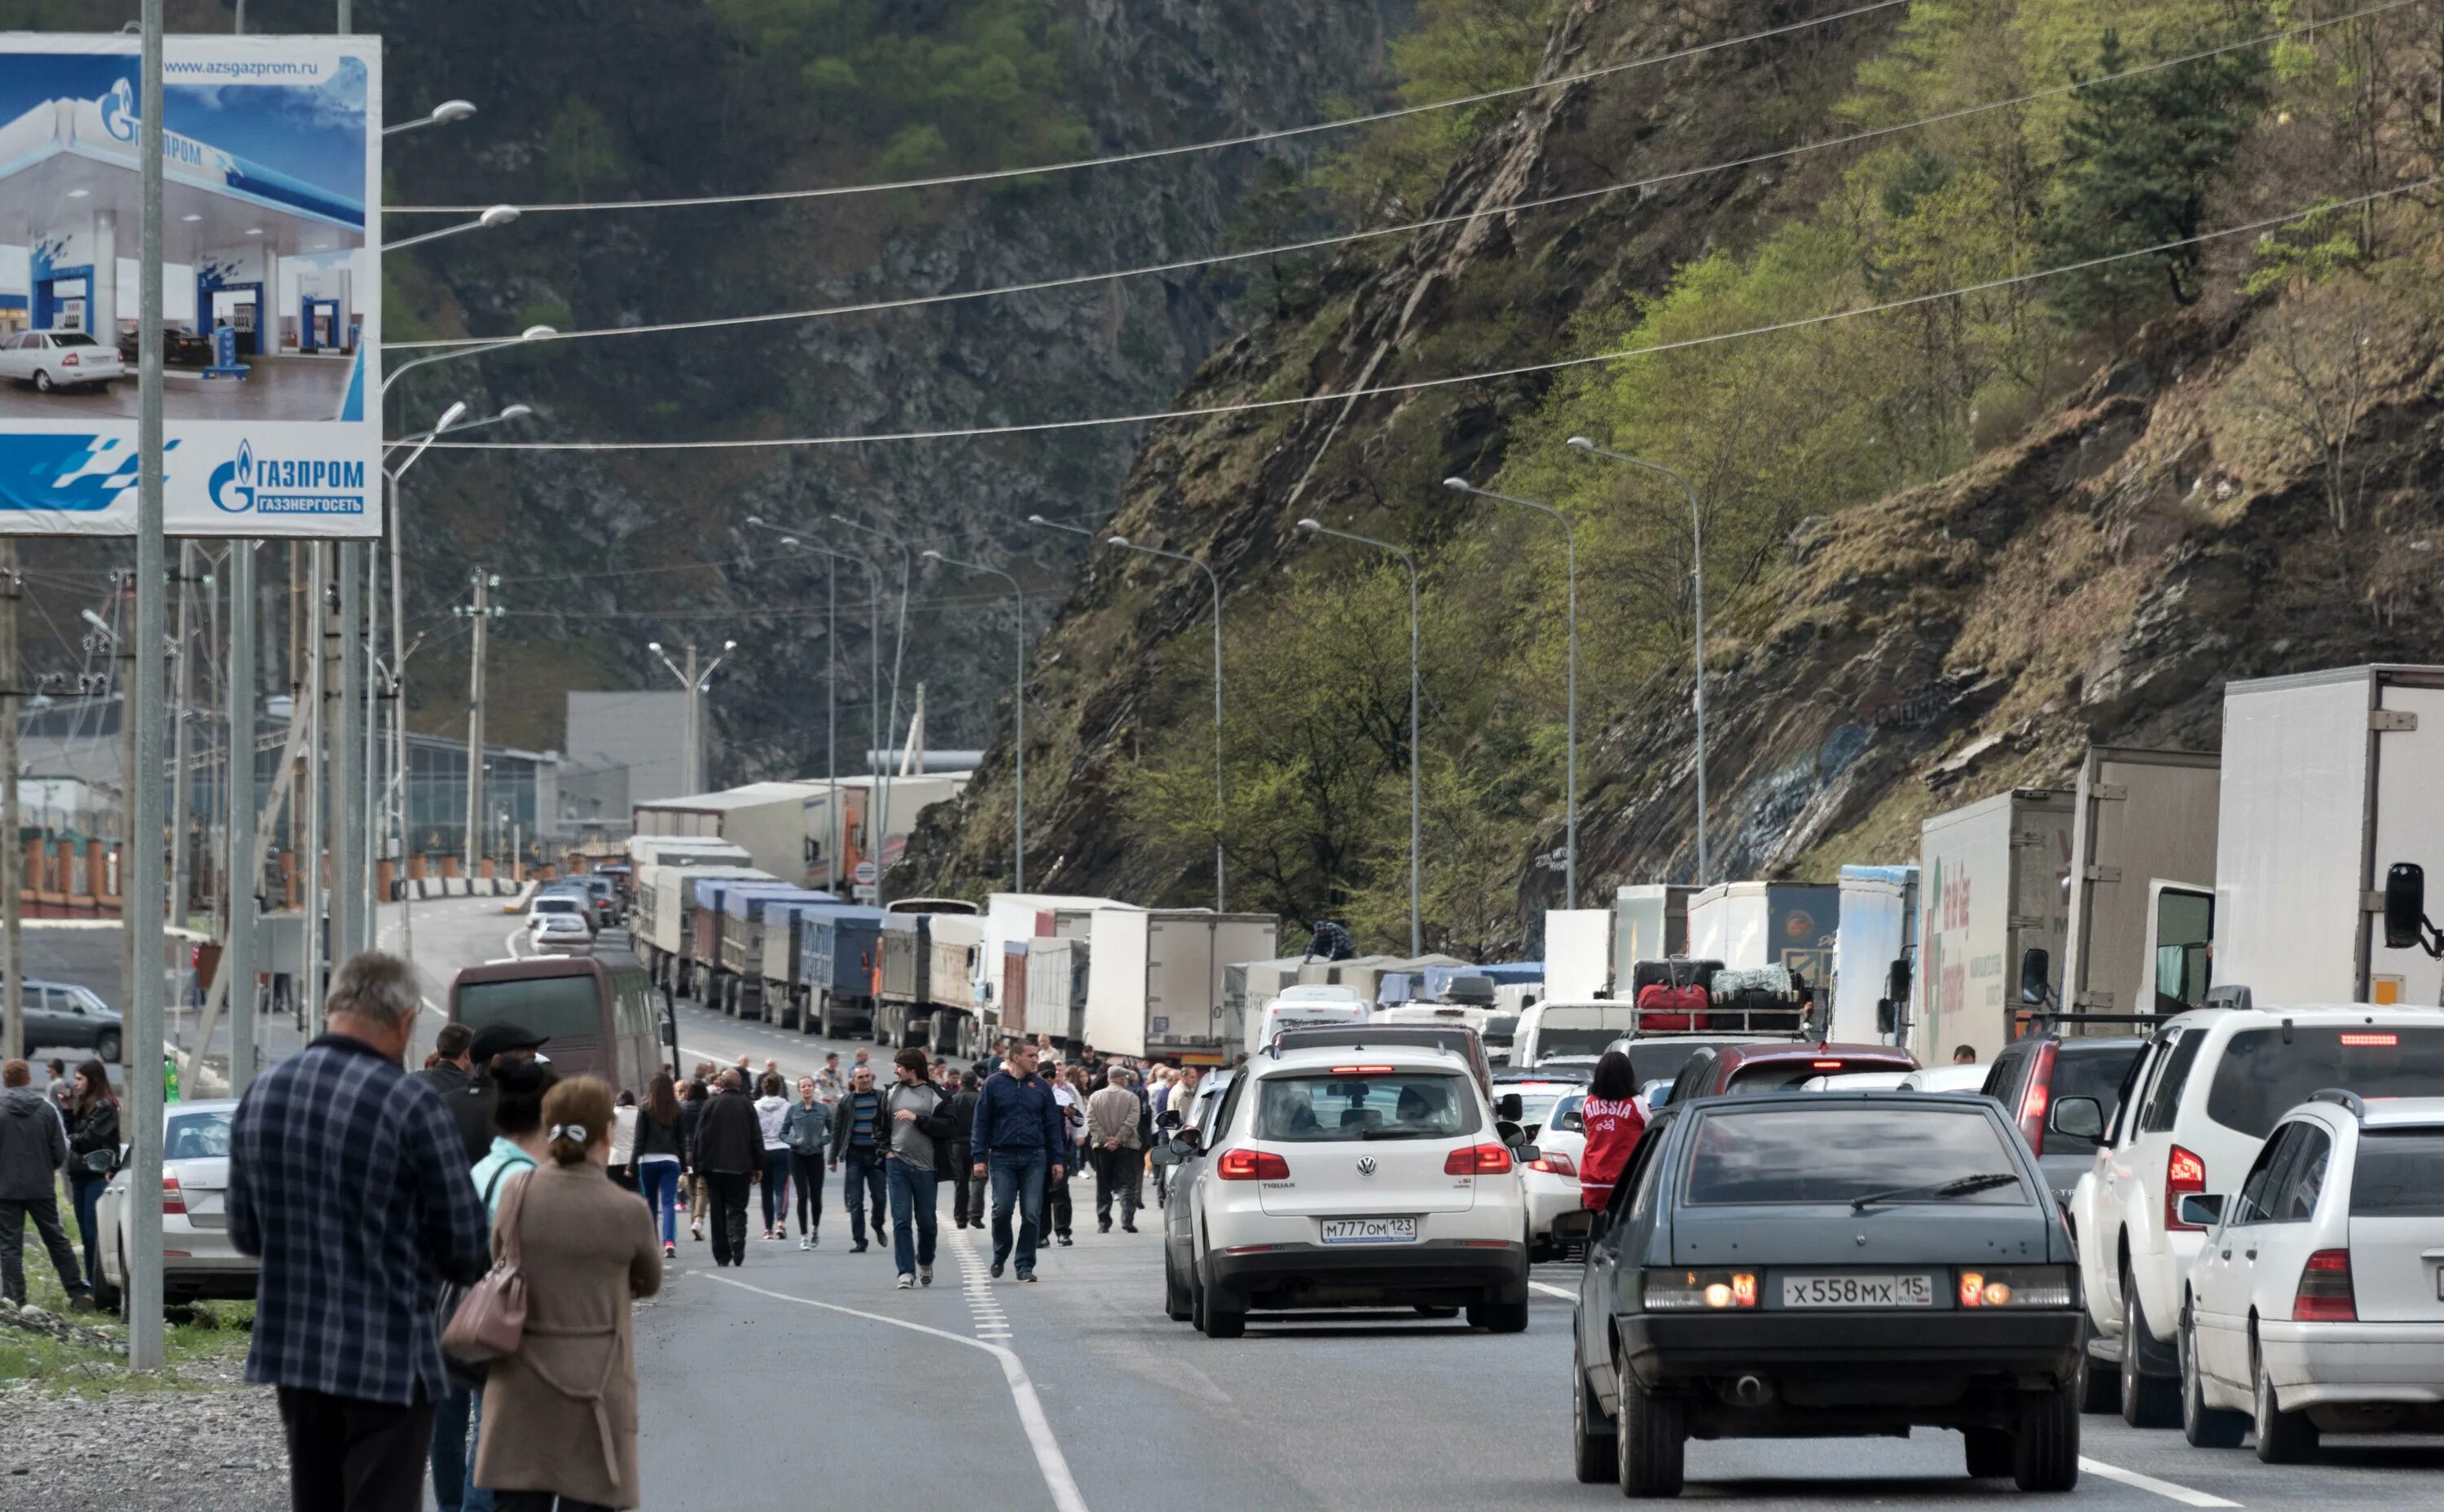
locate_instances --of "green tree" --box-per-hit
[1312,0,1558,223]
[2042,28,2267,322]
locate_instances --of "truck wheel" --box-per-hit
[1613,1347,1685,1497]
[2181,1308,2247,1448]
[2119,1267,2179,1428]
[2013,1379,2081,1492]
[1469,1297,1528,1334]
[1571,1335,1618,1483]
[2252,1331,2318,1463]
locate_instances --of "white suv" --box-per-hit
[1167,1044,1533,1337]
[2066,1005,2444,1427]
[2178,1090,2444,1459]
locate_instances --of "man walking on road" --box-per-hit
[0,1057,92,1311]
[414,1024,475,1100]
[814,1052,845,1102]
[226,952,490,1512]
[830,1064,890,1253]
[884,1047,956,1289]
[693,1070,764,1268]
[945,1070,982,1229]
[971,1040,1065,1282]
[1086,1066,1144,1235]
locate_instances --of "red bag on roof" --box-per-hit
[1635,981,1710,1031]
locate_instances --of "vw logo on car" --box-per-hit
[1356,1156,1378,1176]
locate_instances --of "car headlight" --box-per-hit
[1954,1265,2074,1308]
[1642,1268,1760,1311]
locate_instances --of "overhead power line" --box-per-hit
[385,0,1909,215]
[385,2,2412,353]
[415,180,2437,455]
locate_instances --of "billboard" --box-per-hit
[0,33,381,536]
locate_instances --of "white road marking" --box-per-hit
[707,1272,1085,1512]
[1530,1280,1576,1301]
[2077,1457,2240,1507]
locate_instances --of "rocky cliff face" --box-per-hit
[905,0,2444,947]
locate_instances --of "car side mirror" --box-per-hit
[2384,862,2428,952]
[1158,1109,1182,1131]
[2018,947,2050,1006]
[1494,1092,1523,1122]
[1515,1145,1542,1166]
[1875,998,1897,1035]
[1175,1128,1202,1154]
[1885,958,1911,1008]
[1495,1119,1525,1147]
[2176,1193,2225,1228]
[1148,1141,1186,1168]
[82,1148,118,1176]
[2049,1096,2103,1141]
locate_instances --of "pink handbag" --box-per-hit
[442,1167,531,1363]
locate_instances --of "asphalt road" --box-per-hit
[396,896,2444,1510]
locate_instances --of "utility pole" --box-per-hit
[113,569,136,1047]
[458,572,499,871]
[0,540,19,1061]
[225,543,256,1094]
[301,548,326,1032]
[336,538,363,960]
[169,539,194,932]
[650,640,735,797]
[130,0,169,1369]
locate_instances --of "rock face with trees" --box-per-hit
[904,0,2444,953]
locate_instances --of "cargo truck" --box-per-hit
[1612,884,1695,979]
[923,913,988,1056]
[874,909,985,1051]
[1026,938,1091,1046]
[690,878,800,1006]
[1908,787,2075,1065]
[1829,864,1916,1044]
[1686,882,1840,983]
[1084,909,1280,1064]
[637,864,771,992]
[721,889,836,1021]
[978,893,1127,1024]
[1543,910,1614,1000]
[2213,665,2444,1008]
[2051,746,2219,1025]
[758,897,845,1029]
[632,781,833,886]
[798,906,887,1039]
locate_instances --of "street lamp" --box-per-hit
[831,513,916,863]
[385,203,520,253]
[648,639,736,794]
[1567,437,1709,886]
[1295,518,1422,955]
[1444,476,1578,910]
[743,517,888,897]
[921,548,1028,890]
[384,99,477,136]
[1106,534,1227,912]
[380,323,554,396]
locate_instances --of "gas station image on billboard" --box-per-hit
[0,42,374,423]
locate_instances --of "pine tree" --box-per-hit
[2043,29,2267,323]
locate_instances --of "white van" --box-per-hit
[1512,998,1641,1067]
[1249,984,1367,1053]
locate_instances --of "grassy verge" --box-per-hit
[0,1187,256,1398]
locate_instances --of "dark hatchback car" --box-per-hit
[116,325,215,367]
[1571,1092,2084,1497]
[1979,1034,2147,1215]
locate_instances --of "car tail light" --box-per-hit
[1811,1059,1844,1070]
[1531,1149,1577,1176]
[2340,1032,2398,1047]
[1954,1265,2074,1308]
[1444,1142,1512,1175]
[160,1176,185,1216]
[2292,1249,2356,1321]
[2018,1040,2056,1156]
[60,353,78,367]
[1330,1065,1393,1075]
[2165,1145,2207,1231]
[1642,1268,1759,1310]
[1215,1148,1289,1181]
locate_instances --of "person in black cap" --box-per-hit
[446,1022,550,1163]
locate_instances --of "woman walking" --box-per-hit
[1577,1049,1648,1214]
[474,1075,661,1512]
[779,1075,829,1250]
[64,1060,116,1290]
[634,1073,685,1261]
[754,1073,792,1241]
[678,1077,710,1242]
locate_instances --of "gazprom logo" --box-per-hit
[209,442,253,512]
[100,78,138,143]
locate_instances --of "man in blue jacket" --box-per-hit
[969,1040,1066,1281]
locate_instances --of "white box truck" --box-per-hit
[1686,882,1841,980]
[1084,909,1280,1064]
[979,893,1129,1018]
[1613,885,1695,977]
[2057,746,2220,1022]
[1543,909,1614,1000]
[1910,788,2075,1065]
[2215,665,2444,1008]
[1830,864,1916,1044]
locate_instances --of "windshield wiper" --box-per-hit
[1848,1171,2020,1211]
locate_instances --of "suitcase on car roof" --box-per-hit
[1635,981,1710,1031]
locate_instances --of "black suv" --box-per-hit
[1979,1035,2147,1214]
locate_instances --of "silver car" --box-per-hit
[0,330,125,393]
[94,1099,255,1311]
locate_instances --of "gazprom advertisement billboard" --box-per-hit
[0,33,381,537]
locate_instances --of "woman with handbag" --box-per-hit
[64,1060,117,1290]
[473,1075,662,1512]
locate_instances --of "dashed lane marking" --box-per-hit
[2077,1457,2241,1508]
[706,1273,1086,1512]
[1529,1280,1576,1301]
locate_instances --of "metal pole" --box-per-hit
[226,543,256,1093]
[1566,440,1708,885]
[1106,537,1227,911]
[361,540,379,941]
[170,540,193,930]
[825,566,837,887]
[0,539,19,1062]
[130,0,168,1369]
[302,549,324,1027]
[388,473,410,960]
[461,572,490,871]
[336,539,363,957]
[1294,521,1421,951]
[682,644,698,793]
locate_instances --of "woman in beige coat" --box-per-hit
[476,1075,662,1512]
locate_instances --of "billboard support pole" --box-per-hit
[129,0,169,1373]
[226,543,256,1094]
[337,539,363,961]
[0,540,18,1064]
[302,547,324,1033]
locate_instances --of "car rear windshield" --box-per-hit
[1479,1015,1517,1046]
[2045,1043,2143,1154]
[164,1109,231,1161]
[51,333,98,348]
[2204,1027,2444,1138]
[1686,1105,2030,1207]
[1725,1058,1904,1094]
[456,974,605,1042]
[2349,1128,2444,1216]
[1534,1026,1624,1057]
[1627,1040,1740,1086]
[1255,1071,1478,1142]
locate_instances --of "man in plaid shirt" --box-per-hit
[229,952,489,1512]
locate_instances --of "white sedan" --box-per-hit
[529,910,595,952]
[94,1099,255,1312]
[0,330,123,393]
[1523,1090,1592,1260]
